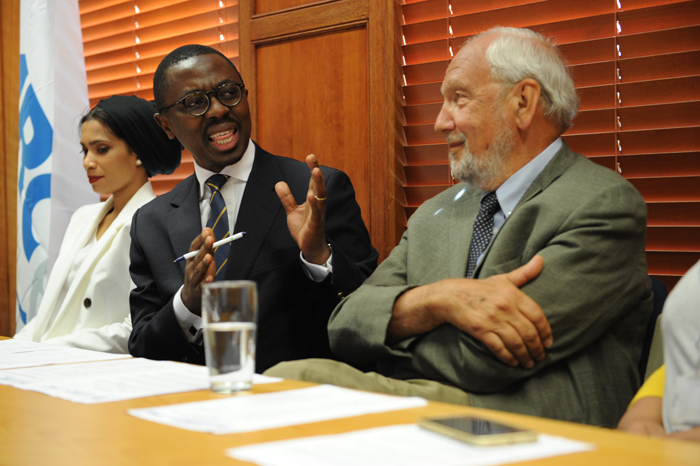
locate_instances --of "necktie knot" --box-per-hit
[481,191,500,217]
[466,192,500,278]
[206,174,229,192]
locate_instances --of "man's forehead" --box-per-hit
[440,58,476,94]
[441,42,491,94]
[165,54,240,92]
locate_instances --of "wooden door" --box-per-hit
[240,0,406,261]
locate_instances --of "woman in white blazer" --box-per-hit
[15,95,181,353]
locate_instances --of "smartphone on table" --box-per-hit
[418,416,538,446]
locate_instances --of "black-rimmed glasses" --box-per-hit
[159,82,245,116]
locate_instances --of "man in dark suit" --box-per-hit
[127,44,378,372]
[266,27,653,427]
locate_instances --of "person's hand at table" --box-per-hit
[617,397,667,437]
[671,426,700,442]
[618,396,700,442]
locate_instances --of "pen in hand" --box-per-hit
[174,231,246,263]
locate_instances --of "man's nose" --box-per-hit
[205,94,229,118]
[434,104,454,133]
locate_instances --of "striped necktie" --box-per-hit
[205,174,230,280]
[466,192,500,278]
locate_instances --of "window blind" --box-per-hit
[79,0,240,195]
[400,0,700,290]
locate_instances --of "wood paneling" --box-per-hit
[251,0,368,42]
[241,0,405,261]
[256,0,327,16]
[0,0,20,336]
[256,28,370,228]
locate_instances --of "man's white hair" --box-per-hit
[469,27,579,131]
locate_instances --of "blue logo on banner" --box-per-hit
[17,295,27,325]
[18,54,53,262]
[21,174,51,262]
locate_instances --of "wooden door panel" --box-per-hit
[256,0,322,15]
[255,27,370,230]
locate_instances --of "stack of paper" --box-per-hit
[0,339,127,369]
[0,356,281,403]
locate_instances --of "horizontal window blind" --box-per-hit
[79,0,240,195]
[401,0,700,290]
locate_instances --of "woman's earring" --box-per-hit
[136,159,143,166]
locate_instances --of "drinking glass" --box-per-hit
[201,281,258,393]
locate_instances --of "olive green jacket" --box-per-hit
[329,142,653,427]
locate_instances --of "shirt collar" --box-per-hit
[493,137,562,218]
[194,138,256,199]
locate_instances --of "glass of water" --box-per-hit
[201,281,258,393]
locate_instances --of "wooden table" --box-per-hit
[1,350,699,465]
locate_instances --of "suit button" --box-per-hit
[84,298,92,308]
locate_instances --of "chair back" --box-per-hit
[644,316,664,381]
[638,276,668,380]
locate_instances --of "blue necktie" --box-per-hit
[205,174,230,280]
[466,192,500,278]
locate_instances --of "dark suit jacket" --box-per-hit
[329,142,653,427]
[128,143,378,372]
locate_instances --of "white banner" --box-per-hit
[16,0,97,332]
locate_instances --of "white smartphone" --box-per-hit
[418,416,538,446]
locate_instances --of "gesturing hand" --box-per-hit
[275,154,331,265]
[181,228,216,315]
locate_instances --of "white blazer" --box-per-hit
[15,182,156,353]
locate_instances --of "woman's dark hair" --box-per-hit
[80,95,182,177]
[81,105,127,145]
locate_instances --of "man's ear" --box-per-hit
[513,78,541,131]
[154,113,176,140]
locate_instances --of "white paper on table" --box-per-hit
[0,358,212,403]
[226,424,595,466]
[128,384,428,434]
[0,357,279,404]
[0,339,128,369]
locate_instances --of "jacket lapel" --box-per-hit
[448,185,481,278]
[165,175,203,276]
[472,141,579,278]
[52,202,109,288]
[76,182,155,277]
[28,201,109,337]
[49,182,157,331]
[515,141,577,208]
[225,146,283,280]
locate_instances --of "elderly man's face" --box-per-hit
[156,54,252,173]
[434,37,515,190]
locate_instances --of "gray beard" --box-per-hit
[449,116,515,191]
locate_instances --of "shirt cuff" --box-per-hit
[173,286,203,343]
[300,244,333,282]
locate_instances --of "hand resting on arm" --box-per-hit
[387,255,552,368]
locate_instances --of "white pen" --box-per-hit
[173,231,246,263]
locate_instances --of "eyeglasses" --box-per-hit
[160,82,245,116]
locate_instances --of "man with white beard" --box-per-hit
[266,27,653,428]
